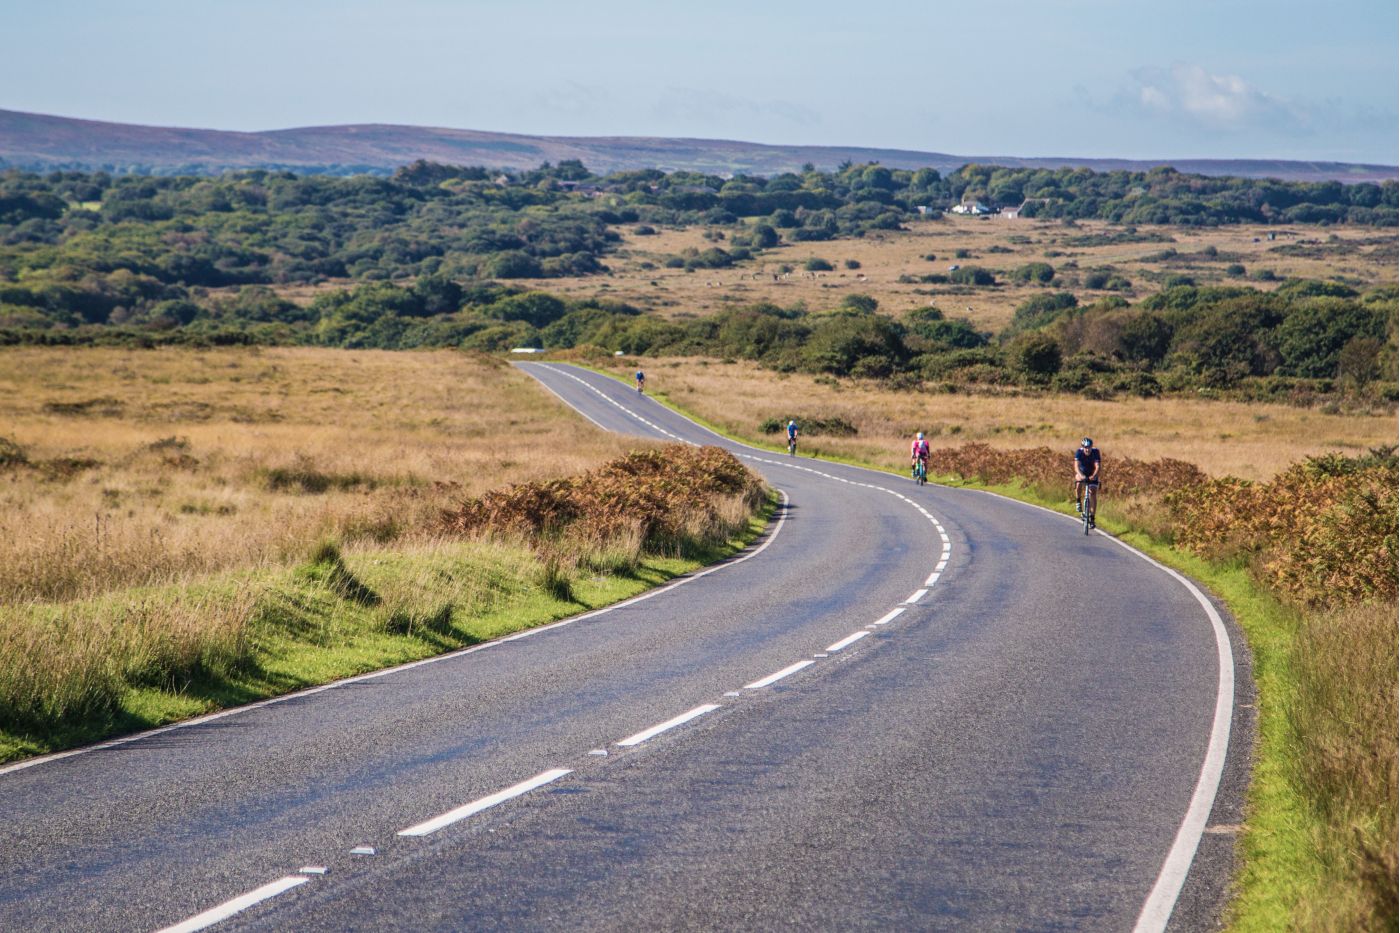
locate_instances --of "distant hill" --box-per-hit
[0,108,1394,183]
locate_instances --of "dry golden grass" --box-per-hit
[619,358,1397,481]
[510,217,1397,333]
[0,346,648,603]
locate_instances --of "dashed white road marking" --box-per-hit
[745,660,816,689]
[925,572,941,586]
[826,631,870,653]
[871,608,906,626]
[616,704,721,747]
[155,876,310,933]
[935,560,948,572]
[904,589,928,604]
[397,768,573,837]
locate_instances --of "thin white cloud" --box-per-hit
[1127,64,1304,131]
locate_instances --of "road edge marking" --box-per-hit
[538,365,1235,929]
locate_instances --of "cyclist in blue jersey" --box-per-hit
[786,420,799,455]
[635,370,646,393]
[1074,437,1101,527]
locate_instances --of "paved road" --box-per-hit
[0,362,1251,932]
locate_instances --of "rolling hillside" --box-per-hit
[0,108,1393,181]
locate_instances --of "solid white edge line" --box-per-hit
[398,768,573,837]
[1124,543,1235,933]
[744,659,816,689]
[1,484,790,780]
[615,703,721,747]
[904,589,928,604]
[155,875,309,933]
[964,487,1235,932]
[871,607,906,626]
[826,630,870,653]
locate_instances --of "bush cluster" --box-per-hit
[440,444,766,556]
[1166,447,1398,606]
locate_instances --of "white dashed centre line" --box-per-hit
[397,768,573,837]
[904,589,928,604]
[826,630,870,653]
[155,876,310,933]
[871,607,906,626]
[745,659,816,689]
[616,704,721,747]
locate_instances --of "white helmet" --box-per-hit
[917,432,924,440]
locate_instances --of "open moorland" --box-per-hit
[0,346,649,603]
[517,215,1398,334]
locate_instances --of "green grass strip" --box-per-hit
[0,496,775,765]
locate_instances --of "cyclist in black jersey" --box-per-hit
[1074,437,1101,528]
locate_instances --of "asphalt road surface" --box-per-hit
[0,362,1253,932]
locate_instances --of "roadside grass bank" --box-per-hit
[0,445,772,765]
[600,372,1395,933]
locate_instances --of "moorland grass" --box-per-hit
[0,346,653,603]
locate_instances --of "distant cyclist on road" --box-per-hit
[1074,437,1102,527]
[910,431,930,478]
[786,420,799,455]
[635,369,646,393]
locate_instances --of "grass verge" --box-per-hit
[0,493,776,765]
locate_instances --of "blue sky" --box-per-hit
[5,0,1397,164]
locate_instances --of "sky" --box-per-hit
[4,0,1397,164]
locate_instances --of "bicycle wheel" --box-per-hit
[1082,488,1093,535]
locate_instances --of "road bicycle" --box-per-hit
[1078,481,1098,534]
[788,436,798,456]
[912,458,928,486]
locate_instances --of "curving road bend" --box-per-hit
[0,362,1252,932]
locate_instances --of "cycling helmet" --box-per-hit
[1081,437,1093,448]
[917,432,925,440]
[788,420,796,426]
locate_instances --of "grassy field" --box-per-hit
[509,216,1398,333]
[0,346,650,603]
[0,347,780,763]
[601,356,1397,481]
